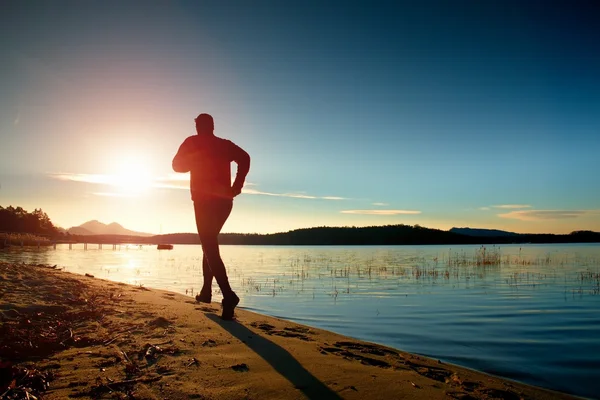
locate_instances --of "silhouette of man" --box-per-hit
[172,113,250,320]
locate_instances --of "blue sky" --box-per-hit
[1,1,599,234]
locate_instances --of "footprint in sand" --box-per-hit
[479,388,522,400]
[334,341,399,357]
[195,306,217,313]
[411,365,453,383]
[250,322,315,341]
[147,317,173,328]
[319,345,393,368]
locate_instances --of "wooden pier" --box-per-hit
[1,232,159,250]
[52,242,145,250]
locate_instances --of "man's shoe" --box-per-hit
[221,294,240,320]
[195,291,212,304]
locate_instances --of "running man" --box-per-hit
[172,113,250,320]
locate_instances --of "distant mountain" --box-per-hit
[68,220,153,237]
[449,227,521,237]
[68,226,94,236]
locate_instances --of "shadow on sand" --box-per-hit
[206,314,342,399]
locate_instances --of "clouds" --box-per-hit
[341,210,421,216]
[476,202,599,221]
[479,204,532,210]
[498,210,598,221]
[153,175,189,190]
[242,188,345,200]
[492,204,532,209]
[48,172,347,200]
[50,173,115,185]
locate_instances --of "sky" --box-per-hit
[1,0,599,235]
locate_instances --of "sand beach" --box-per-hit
[0,262,579,400]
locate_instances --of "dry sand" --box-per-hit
[0,262,580,400]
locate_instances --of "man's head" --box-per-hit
[195,113,214,135]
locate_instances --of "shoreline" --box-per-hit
[0,262,581,399]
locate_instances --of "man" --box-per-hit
[172,113,250,320]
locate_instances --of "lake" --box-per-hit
[2,243,599,398]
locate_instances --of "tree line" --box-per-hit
[0,206,59,237]
[153,225,600,245]
[2,205,599,245]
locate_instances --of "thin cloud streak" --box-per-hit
[154,175,189,190]
[498,209,599,221]
[372,202,389,206]
[49,173,346,200]
[492,204,532,209]
[51,173,114,185]
[243,188,345,200]
[341,210,421,216]
[52,172,188,186]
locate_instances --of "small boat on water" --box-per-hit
[157,244,174,250]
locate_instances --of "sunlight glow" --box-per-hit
[106,154,154,194]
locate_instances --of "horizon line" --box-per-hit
[64,223,598,237]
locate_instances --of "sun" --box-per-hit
[108,154,154,194]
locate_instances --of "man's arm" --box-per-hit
[230,143,250,197]
[172,138,194,173]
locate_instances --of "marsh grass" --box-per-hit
[230,246,600,299]
[155,246,599,301]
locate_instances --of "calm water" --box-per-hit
[2,243,600,398]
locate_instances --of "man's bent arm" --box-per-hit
[172,139,193,173]
[231,146,250,195]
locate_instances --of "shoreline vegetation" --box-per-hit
[2,205,600,247]
[4,226,600,248]
[0,262,579,399]
[42,226,600,247]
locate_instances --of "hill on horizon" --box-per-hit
[60,220,600,245]
[150,224,600,246]
[449,227,521,237]
[68,220,153,237]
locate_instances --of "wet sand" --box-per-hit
[0,262,579,399]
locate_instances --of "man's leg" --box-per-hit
[196,255,213,302]
[198,233,235,299]
[194,199,237,316]
[199,233,239,319]
[195,202,215,303]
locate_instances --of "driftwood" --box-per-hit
[186,357,198,367]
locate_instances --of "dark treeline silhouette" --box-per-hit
[95,225,600,246]
[220,225,469,245]
[0,206,59,237]
[217,226,600,245]
[3,205,599,245]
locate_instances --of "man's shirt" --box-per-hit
[173,134,250,201]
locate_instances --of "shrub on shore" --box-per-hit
[0,232,52,246]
